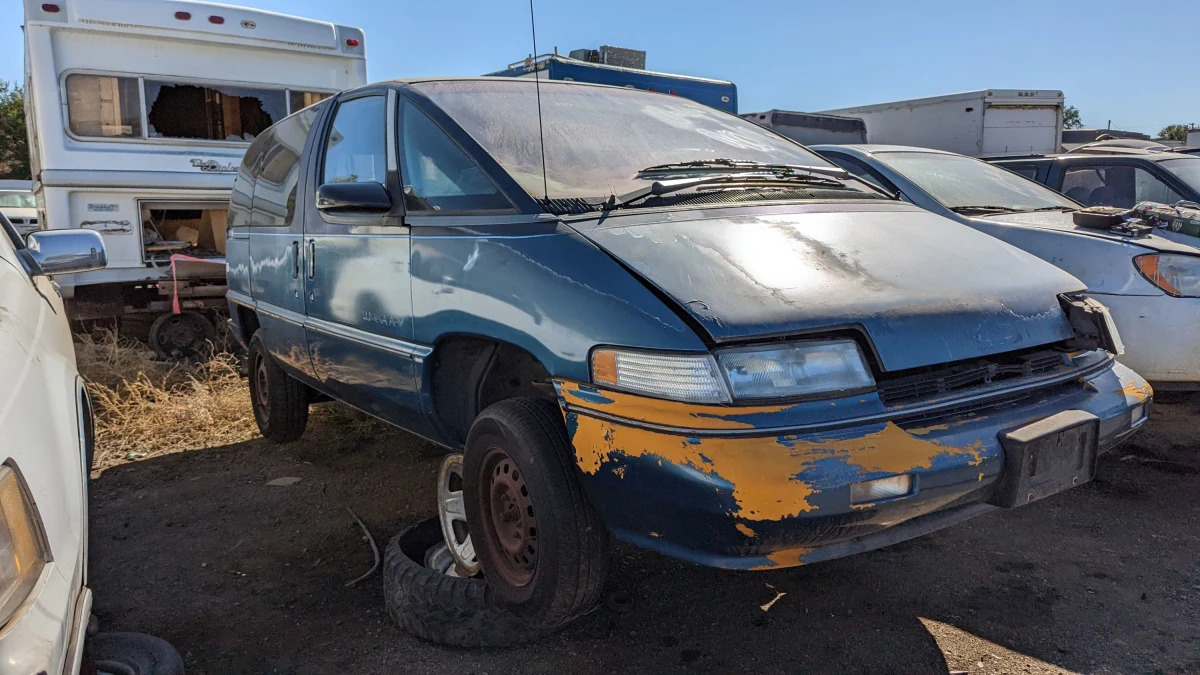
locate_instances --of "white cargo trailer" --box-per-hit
[1188,129,1200,147]
[819,90,1064,157]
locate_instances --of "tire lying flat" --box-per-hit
[87,631,185,675]
[382,517,550,647]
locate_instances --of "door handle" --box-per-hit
[308,239,316,279]
[291,241,300,278]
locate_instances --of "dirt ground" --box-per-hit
[87,388,1199,674]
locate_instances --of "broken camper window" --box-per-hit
[66,74,143,138]
[145,80,286,142]
[289,90,331,113]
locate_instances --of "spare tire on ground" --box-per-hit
[383,517,565,647]
[86,631,185,675]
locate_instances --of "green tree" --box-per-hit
[1063,105,1083,129]
[1159,124,1194,142]
[0,80,30,180]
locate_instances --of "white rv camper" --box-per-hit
[23,0,366,354]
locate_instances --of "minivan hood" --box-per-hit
[575,204,1083,372]
[975,210,1200,255]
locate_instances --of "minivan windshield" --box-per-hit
[880,151,1079,212]
[1160,157,1200,194]
[413,80,854,202]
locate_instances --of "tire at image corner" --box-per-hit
[248,333,309,443]
[462,397,609,623]
[382,517,548,647]
[86,631,185,675]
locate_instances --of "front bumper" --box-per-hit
[556,360,1150,571]
[0,565,90,675]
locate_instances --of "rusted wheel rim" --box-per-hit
[480,446,537,586]
[254,357,271,415]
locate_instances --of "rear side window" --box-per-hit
[398,100,511,212]
[322,96,386,185]
[66,74,142,138]
[1062,165,1185,208]
[252,108,319,227]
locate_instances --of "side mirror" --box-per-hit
[316,182,392,214]
[23,230,107,276]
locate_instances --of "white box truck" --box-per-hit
[819,89,1064,157]
[23,0,367,356]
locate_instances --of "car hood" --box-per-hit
[574,204,1084,372]
[974,210,1200,255]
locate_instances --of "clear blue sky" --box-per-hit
[2,0,1194,135]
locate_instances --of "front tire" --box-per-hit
[248,333,309,443]
[463,398,609,623]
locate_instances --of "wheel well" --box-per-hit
[235,305,261,344]
[431,336,555,446]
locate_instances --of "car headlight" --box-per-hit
[0,465,48,626]
[1134,253,1200,297]
[590,339,875,403]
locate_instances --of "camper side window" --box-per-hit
[66,74,143,138]
[146,80,286,142]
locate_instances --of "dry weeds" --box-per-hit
[76,330,402,472]
[76,331,258,470]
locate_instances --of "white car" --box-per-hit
[813,145,1200,391]
[0,213,182,674]
[0,180,38,236]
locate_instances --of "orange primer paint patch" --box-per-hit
[735,523,757,538]
[750,547,815,570]
[570,414,985,522]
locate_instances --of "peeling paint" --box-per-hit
[735,523,757,538]
[557,380,795,430]
[611,466,626,479]
[569,410,990,521]
[649,531,661,538]
[750,546,815,570]
[977,472,984,482]
[1117,375,1153,404]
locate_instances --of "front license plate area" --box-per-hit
[989,410,1100,509]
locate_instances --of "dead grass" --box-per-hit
[75,330,403,472]
[76,331,258,470]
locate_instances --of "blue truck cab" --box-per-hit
[226,78,1149,644]
[485,53,738,113]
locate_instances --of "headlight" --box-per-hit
[590,339,875,403]
[1134,253,1200,297]
[0,465,48,626]
[717,340,875,400]
[590,349,730,403]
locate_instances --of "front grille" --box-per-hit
[877,349,1067,407]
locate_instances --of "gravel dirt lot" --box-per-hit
[85,371,1199,674]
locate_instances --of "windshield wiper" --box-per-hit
[1023,206,1076,212]
[596,173,846,211]
[638,158,850,181]
[948,205,1023,214]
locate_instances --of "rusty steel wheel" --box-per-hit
[463,398,608,620]
[476,445,539,588]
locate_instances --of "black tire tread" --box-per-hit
[467,398,609,624]
[249,333,309,443]
[382,519,547,647]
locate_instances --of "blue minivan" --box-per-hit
[226,79,1150,645]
